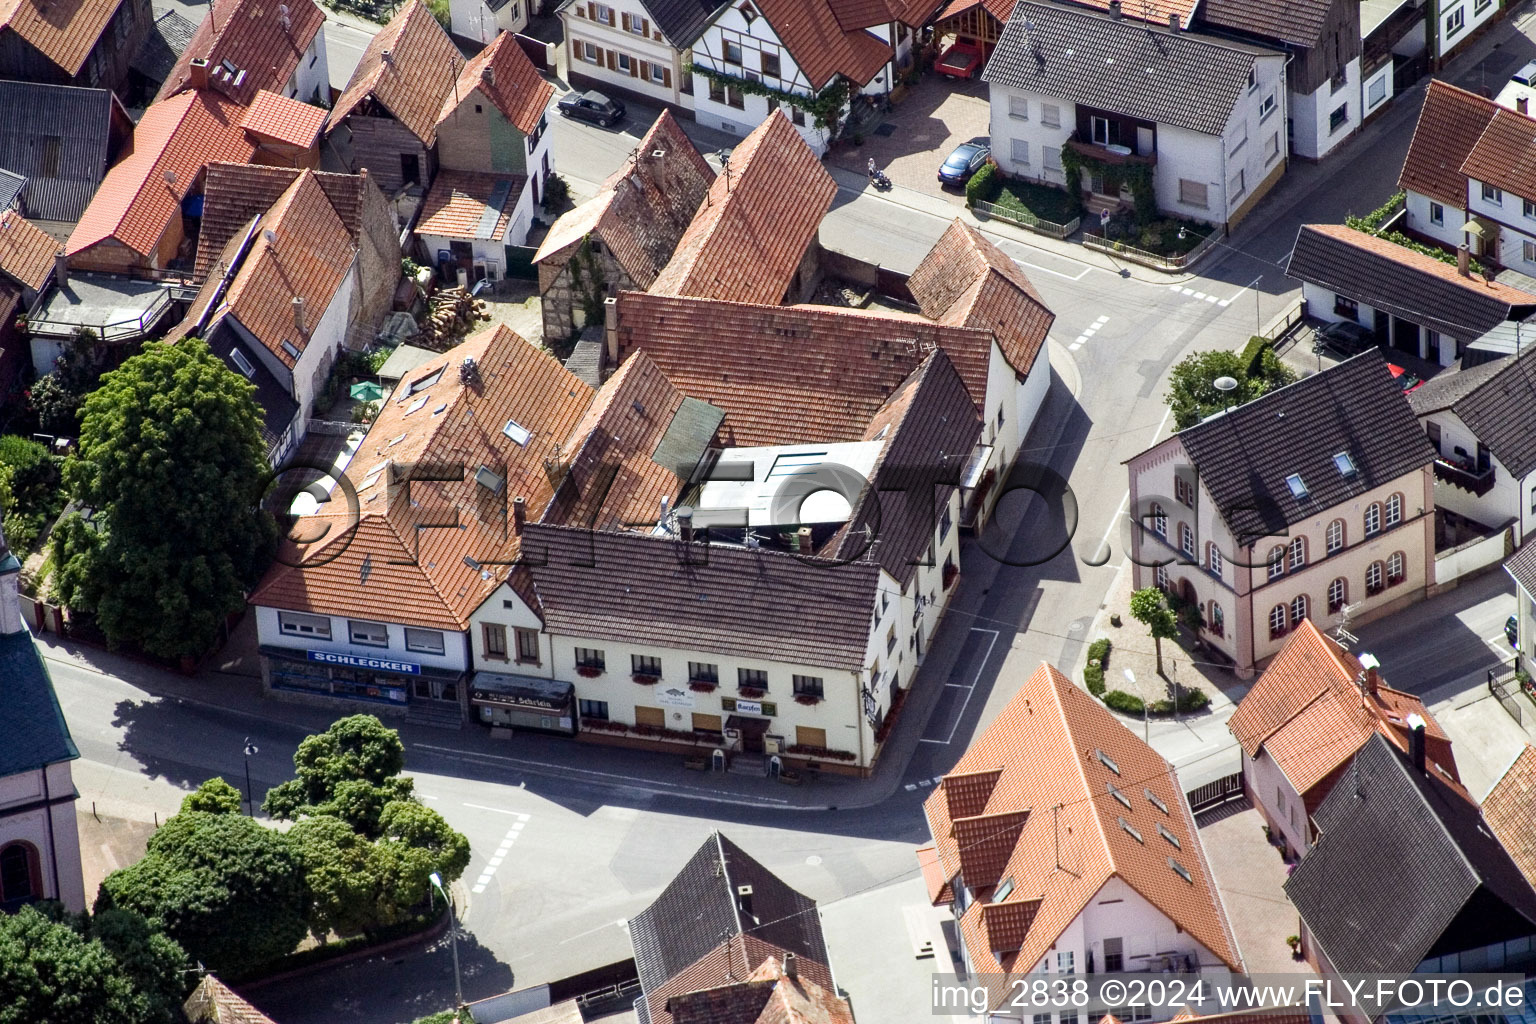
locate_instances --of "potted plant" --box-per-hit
[632,673,659,685]
[576,664,603,678]
[1286,935,1302,959]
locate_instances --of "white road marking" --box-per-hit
[905,783,918,791]
[1204,294,1219,303]
[919,628,1000,745]
[1089,404,1173,565]
[462,802,531,818]
[1180,287,1195,296]
[472,821,530,894]
[1192,291,1207,300]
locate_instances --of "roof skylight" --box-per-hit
[1333,452,1357,476]
[408,367,444,395]
[1168,857,1192,883]
[1119,816,1143,843]
[503,419,531,445]
[993,877,1015,901]
[1144,788,1168,814]
[405,395,429,415]
[1158,822,1181,849]
[1285,473,1309,499]
[1108,783,1131,810]
[1096,749,1120,775]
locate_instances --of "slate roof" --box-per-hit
[923,663,1241,1012]
[1286,224,1536,341]
[983,2,1271,136]
[66,89,255,259]
[1407,352,1514,415]
[629,833,835,1024]
[0,0,125,75]
[907,218,1055,378]
[1484,745,1536,891]
[1199,0,1333,46]
[0,81,122,223]
[535,110,714,289]
[1508,538,1536,598]
[632,0,724,44]
[0,209,58,293]
[650,111,835,306]
[1409,348,1536,478]
[249,325,596,629]
[131,6,198,85]
[1170,350,1436,542]
[1398,81,1501,209]
[0,169,23,213]
[438,31,553,136]
[0,535,78,778]
[416,170,525,241]
[749,0,892,89]
[240,90,328,149]
[1228,620,1460,800]
[195,162,369,282]
[613,290,995,445]
[1285,733,1536,976]
[156,0,325,105]
[1462,105,1536,204]
[207,319,300,458]
[329,0,464,145]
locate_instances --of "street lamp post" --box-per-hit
[430,871,464,1012]
[242,739,258,817]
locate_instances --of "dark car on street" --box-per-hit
[938,142,990,187]
[1314,320,1374,356]
[557,90,625,127]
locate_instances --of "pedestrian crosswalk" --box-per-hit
[1169,283,1233,307]
[471,811,531,894]
[1068,314,1110,352]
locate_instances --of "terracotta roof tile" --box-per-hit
[194,162,368,282]
[416,170,524,241]
[534,111,714,288]
[924,663,1242,1012]
[1227,620,1461,797]
[908,219,1055,376]
[1462,105,1536,205]
[183,975,277,1024]
[240,89,327,149]
[217,170,355,368]
[250,325,596,627]
[614,291,993,445]
[438,32,553,135]
[0,209,57,292]
[649,111,835,305]
[1399,80,1501,209]
[0,0,123,75]
[751,0,891,88]
[1484,744,1536,890]
[156,0,326,105]
[669,957,855,1024]
[66,90,255,259]
[329,0,464,145]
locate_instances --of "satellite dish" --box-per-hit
[262,229,276,245]
[163,169,177,185]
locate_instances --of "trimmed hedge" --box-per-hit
[1083,638,1111,697]
[1102,686,1211,717]
[965,162,1001,208]
[1240,336,1273,378]
[1103,689,1144,714]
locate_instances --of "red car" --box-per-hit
[1387,363,1424,393]
[936,41,984,79]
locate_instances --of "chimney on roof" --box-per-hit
[0,506,22,636]
[1520,96,1530,115]
[735,884,754,920]
[512,496,526,535]
[1458,243,1471,277]
[604,296,620,366]
[292,295,306,334]
[1356,652,1380,706]
[189,56,211,90]
[677,506,694,544]
[783,952,798,981]
[1406,713,1426,774]
[1108,0,1122,16]
[1167,11,1179,29]
[382,49,394,66]
[53,251,67,289]
[482,65,496,87]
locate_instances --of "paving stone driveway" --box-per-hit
[1198,802,1317,978]
[829,74,992,203]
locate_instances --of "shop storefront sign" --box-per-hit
[722,697,776,717]
[656,684,695,709]
[472,688,563,710]
[307,650,421,675]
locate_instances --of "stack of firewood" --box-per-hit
[414,287,490,350]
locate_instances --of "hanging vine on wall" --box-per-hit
[1061,143,1156,226]
[686,60,850,132]
[568,235,607,329]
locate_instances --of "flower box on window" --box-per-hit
[1366,584,1384,596]
[576,665,603,678]
[794,693,823,706]
[738,686,766,699]
[688,680,718,693]
[632,673,660,685]
[1269,627,1288,641]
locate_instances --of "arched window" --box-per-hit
[1385,493,1403,528]
[1209,602,1225,638]
[1290,593,1309,624]
[1269,603,1288,639]
[0,842,41,907]
[1155,565,1169,590]
[1387,551,1406,585]
[1365,503,1382,536]
[1150,502,1167,538]
[1328,577,1347,613]
[1179,522,1195,557]
[1268,545,1286,580]
[1207,542,1223,578]
[1326,519,1345,555]
[1366,561,1384,594]
[1288,536,1307,570]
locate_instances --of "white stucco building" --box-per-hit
[451,0,530,46]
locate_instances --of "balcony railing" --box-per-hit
[1434,458,1496,497]
[1067,134,1157,166]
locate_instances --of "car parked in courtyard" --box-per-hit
[938,142,990,187]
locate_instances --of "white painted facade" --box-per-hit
[1289,57,1362,161]
[1299,279,1463,365]
[452,0,529,47]
[1465,172,1536,272]
[230,257,358,419]
[563,0,690,106]
[1242,745,1310,855]
[1362,58,1395,120]
[254,604,472,673]
[285,30,330,105]
[1433,0,1502,61]
[1418,406,1535,542]
[1403,189,1470,251]
[0,760,85,914]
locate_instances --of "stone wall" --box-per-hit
[538,236,635,344]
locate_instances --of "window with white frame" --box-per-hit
[1179,179,1209,208]
[1269,603,1287,638]
[1209,602,1224,637]
[1260,92,1276,120]
[724,39,742,64]
[1430,202,1445,225]
[1365,502,1381,536]
[1483,182,1503,204]
[580,41,599,63]
[1329,103,1348,133]
[1446,7,1465,35]
[649,63,666,83]
[1041,103,1061,128]
[1327,518,1344,554]
[594,2,613,23]
[1368,75,1387,106]
[1524,199,1536,220]
[1290,593,1308,624]
[1268,545,1285,580]
[1150,502,1167,538]
[1289,536,1306,570]
[1180,522,1195,557]
[1328,577,1347,613]
[1525,240,1536,264]
[1366,561,1384,593]
[1207,543,1222,578]
[1011,138,1030,166]
[617,52,632,72]
[1387,551,1406,584]
[1009,94,1029,119]
[1155,564,1169,590]
[278,611,331,639]
[348,620,389,647]
[1385,493,1402,527]
[1174,476,1195,507]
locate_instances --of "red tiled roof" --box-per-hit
[1399,80,1500,209]
[240,89,327,149]
[1462,105,1536,207]
[329,0,464,145]
[0,0,125,75]
[156,0,326,105]
[613,291,994,445]
[752,0,891,89]
[647,936,837,1024]
[66,90,256,259]
[923,663,1242,1011]
[650,111,835,305]
[668,957,855,1024]
[0,209,57,292]
[908,219,1055,377]
[438,31,553,136]
[1227,620,1461,797]
[194,162,369,282]
[416,170,525,241]
[219,170,355,368]
[1482,744,1536,890]
[250,325,595,628]
[183,975,278,1024]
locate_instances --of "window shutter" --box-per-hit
[586,2,595,18]
[622,12,630,30]
[641,17,650,34]
[630,55,638,76]
[662,66,672,87]
[639,60,649,80]
[606,48,616,69]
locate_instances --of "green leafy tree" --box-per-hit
[263,715,413,837]
[29,328,109,437]
[379,800,471,885]
[50,339,276,659]
[1129,587,1179,676]
[1164,348,1297,429]
[290,815,389,937]
[89,909,191,1024]
[179,777,243,816]
[97,811,308,976]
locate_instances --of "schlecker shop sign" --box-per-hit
[307,650,422,675]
